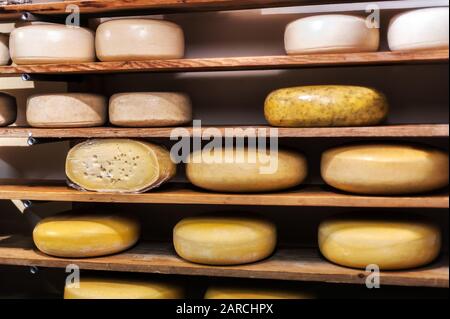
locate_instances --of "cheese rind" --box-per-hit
[0,93,16,127]
[285,14,379,55]
[0,34,10,65]
[66,139,176,193]
[26,93,107,128]
[264,85,388,127]
[173,216,277,265]
[205,286,313,299]
[321,144,449,194]
[109,92,192,127]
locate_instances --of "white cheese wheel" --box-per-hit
[319,214,442,270]
[95,19,184,62]
[321,144,449,195]
[0,34,10,65]
[9,24,95,64]
[388,7,449,51]
[205,286,313,299]
[26,93,107,128]
[0,93,16,127]
[109,92,192,127]
[173,216,277,265]
[285,14,379,54]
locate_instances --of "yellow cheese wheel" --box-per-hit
[173,216,277,265]
[319,215,442,270]
[33,212,140,258]
[64,278,184,299]
[0,93,16,127]
[186,147,307,192]
[66,139,176,193]
[264,86,388,127]
[321,144,449,194]
[205,286,313,299]
[0,34,10,65]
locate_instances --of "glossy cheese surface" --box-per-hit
[0,34,10,65]
[205,286,312,299]
[0,93,16,127]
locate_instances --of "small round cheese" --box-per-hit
[285,14,379,55]
[0,34,10,65]
[9,24,95,64]
[321,144,449,195]
[33,212,140,258]
[205,286,313,299]
[64,278,184,299]
[26,93,107,128]
[95,19,184,62]
[319,214,442,270]
[0,93,16,127]
[109,92,192,127]
[388,7,449,51]
[173,216,277,265]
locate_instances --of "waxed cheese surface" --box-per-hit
[0,34,10,65]
[205,286,313,299]
[0,93,17,127]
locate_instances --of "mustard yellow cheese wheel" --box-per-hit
[264,85,388,127]
[64,278,184,299]
[33,212,140,258]
[319,215,442,270]
[205,286,313,299]
[173,216,277,265]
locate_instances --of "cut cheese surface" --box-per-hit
[319,214,442,270]
[95,19,184,62]
[33,212,140,258]
[109,92,192,127]
[205,286,313,299]
[173,216,277,265]
[388,7,449,51]
[0,34,10,65]
[264,85,388,127]
[26,93,107,128]
[66,139,176,193]
[321,144,449,194]
[0,93,16,127]
[285,14,379,55]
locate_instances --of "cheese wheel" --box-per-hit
[109,92,192,127]
[95,19,184,62]
[9,24,95,64]
[64,278,184,299]
[205,286,312,299]
[319,214,442,270]
[0,34,10,65]
[388,7,449,51]
[33,212,140,258]
[285,14,379,55]
[0,93,16,127]
[186,147,307,192]
[66,139,176,193]
[173,216,277,265]
[321,144,449,194]
[26,93,107,128]
[264,85,388,127]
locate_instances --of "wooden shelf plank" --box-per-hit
[0,235,447,288]
[1,50,448,75]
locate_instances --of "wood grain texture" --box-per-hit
[0,51,448,75]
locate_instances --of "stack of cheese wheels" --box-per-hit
[64,278,184,299]
[319,214,442,270]
[9,24,95,64]
[321,143,449,194]
[66,139,176,193]
[284,14,379,55]
[388,7,449,51]
[96,19,184,62]
[33,212,140,258]
[264,85,388,127]
[186,147,307,192]
[26,93,107,128]
[173,216,277,265]
[0,93,16,127]
[0,34,10,65]
[205,286,313,299]
[109,92,192,127]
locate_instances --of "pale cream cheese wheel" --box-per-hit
[0,34,10,65]
[205,286,313,299]
[109,92,192,127]
[0,93,17,127]
[9,24,95,64]
[285,14,379,55]
[26,93,107,128]
[388,7,449,51]
[95,19,184,62]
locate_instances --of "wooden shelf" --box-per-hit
[1,50,448,75]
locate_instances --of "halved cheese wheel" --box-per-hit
[264,85,388,127]
[0,93,16,127]
[0,34,10,65]
[9,24,95,64]
[321,144,449,194]
[388,7,449,51]
[66,139,176,193]
[205,286,313,299]
[95,19,184,62]
[33,212,140,258]
[26,93,107,128]
[174,216,277,265]
[285,14,379,55]
[109,92,192,127]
